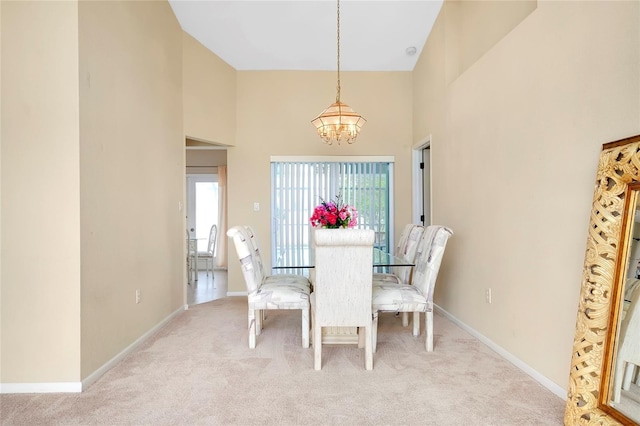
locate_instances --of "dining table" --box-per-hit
[273,247,414,345]
[272,248,413,271]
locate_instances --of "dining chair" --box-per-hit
[227,226,311,349]
[198,224,217,278]
[612,284,640,403]
[311,228,375,370]
[373,224,425,327]
[372,225,453,352]
[373,224,425,285]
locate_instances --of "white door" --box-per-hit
[186,175,219,253]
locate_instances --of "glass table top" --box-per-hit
[272,248,413,270]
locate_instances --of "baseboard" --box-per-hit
[80,305,186,392]
[434,304,568,400]
[226,291,247,297]
[0,382,82,394]
[1,305,188,394]
[1,306,186,395]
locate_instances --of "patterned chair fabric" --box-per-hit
[312,228,375,370]
[243,226,310,288]
[372,225,453,352]
[227,226,311,349]
[373,224,425,328]
[373,224,425,286]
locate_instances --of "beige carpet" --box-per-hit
[1,297,565,425]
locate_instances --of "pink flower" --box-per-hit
[309,194,358,229]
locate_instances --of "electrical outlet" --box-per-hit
[485,288,492,304]
[135,289,141,304]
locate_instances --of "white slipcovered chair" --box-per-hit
[198,224,217,278]
[373,224,425,327]
[373,224,425,286]
[242,225,305,286]
[612,284,640,403]
[227,226,311,349]
[372,225,453,352]
[621,278,640,320]
[312,228,375,370]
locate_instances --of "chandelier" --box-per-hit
[311,0,366,145]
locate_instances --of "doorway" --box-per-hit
[186,175,219,253]
[413,138,432,226]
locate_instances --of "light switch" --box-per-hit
[253,202,260,212]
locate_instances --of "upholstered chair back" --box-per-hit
[393,225,425,283]
[313,228,375,327]
[394,224,414,257]
[411,226,454,309]
[625,278,640,301]
[227,226,261,294]
[243,226,268,284]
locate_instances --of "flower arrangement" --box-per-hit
[310,194,358,229]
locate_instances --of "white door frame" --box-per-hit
[412,135,431,225]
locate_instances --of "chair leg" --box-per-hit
[365,324,373,371]
[402,312,409,327]
[613,360,627,403]
[357,326,365,348]
[248,309,256,349]
[302,308,310,349]
[426,311,434,352]
[313,307,322,370]
[413,312,420,337]
[372,311,379,353]
[256,309,262,335]
[623,362,635,390]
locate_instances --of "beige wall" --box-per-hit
[78,1,184,378]
[186,149,227,175]
[414,0,640,389]
[183,33,236,146]
[1,0,185,385]
[1,1,81,382]
[445,0,536,84]
[228,71,413,292]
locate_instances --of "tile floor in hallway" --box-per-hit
[187,269,228,305]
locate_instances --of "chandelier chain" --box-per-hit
[336,0,341,103]
[310,0,365,145]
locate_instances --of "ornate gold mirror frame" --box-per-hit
[566,134,640,425]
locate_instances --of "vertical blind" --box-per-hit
[270,159,394,274]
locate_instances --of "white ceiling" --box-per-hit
[168,0,444,71]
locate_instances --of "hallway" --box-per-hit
[187,269,227,306]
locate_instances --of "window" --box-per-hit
[270,156,394,274]
[186,175,219,252]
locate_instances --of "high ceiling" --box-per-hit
[168,1,444,71]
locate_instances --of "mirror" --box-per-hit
[606,188,640,421]
[566,134,640,424]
